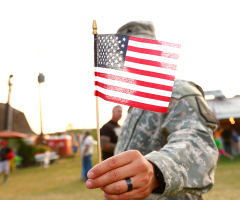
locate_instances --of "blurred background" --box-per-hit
[0,0,240,200]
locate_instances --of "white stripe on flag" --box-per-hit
[128,40,181,54]
[124,61,176,76]
[95,67,174,87]
[126,51,178,65]
[96,76,172,97]
[95,86,170,107]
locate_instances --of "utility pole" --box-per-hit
[38,73,45,145]
[4,74,13,130]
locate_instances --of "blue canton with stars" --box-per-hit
[96,34,129,71]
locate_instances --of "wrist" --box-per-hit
[149,161,165,194]
[149,162,159,190]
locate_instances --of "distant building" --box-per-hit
[0,102,36,136]
[205,90,240,134]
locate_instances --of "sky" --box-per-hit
[0,0,240,134]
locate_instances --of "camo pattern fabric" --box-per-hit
[114,79,218,200]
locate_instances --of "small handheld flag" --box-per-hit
[94,34,181,113]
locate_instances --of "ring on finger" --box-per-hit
[125,177,133,192]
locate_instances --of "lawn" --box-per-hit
[203,155,240,200]
[1,148,240,200]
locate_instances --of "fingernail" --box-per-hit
[104,193,108,198]
[86,180,92,188]
[88,171,94,178]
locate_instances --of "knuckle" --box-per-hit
[119,194,129,200]
[92,178,99,187]
[94,165,101,175]
[131,150,140,156]
[108,157,116,167]
[141,175,150,184]
[136,161,144,169]
[136,161,147,171]
[109,170,117,181]
[114,184,123,194]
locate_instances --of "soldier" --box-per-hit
[86,21,219,200]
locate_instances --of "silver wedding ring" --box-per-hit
[125,177,133,192]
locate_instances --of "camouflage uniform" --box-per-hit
[115,22,219,200]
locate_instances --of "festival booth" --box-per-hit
[46,135,72,156]
[205,90,240,155]
[205,91,240,132]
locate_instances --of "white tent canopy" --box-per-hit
[205,90,240,120]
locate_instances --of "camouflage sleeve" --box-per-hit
[145,95,218,199]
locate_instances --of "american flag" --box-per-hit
[94,34,180,113]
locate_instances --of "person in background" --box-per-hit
[14,150,21,169]
[222,126,233,155]
[44,150,50,169]
[81,131,94,181]
[100,105,122,160]
[232,127,239,154]
[9,148,17,172]
[214,132,233,161]
[79,133,85,180]
[213,127,222,139]
[72,142,78,160]
[0,140,13,183]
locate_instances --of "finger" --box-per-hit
[102,176,140,195]
[87,150,141,179]
[86,162,138,189]
[104,188,149,200]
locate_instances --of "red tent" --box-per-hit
[0,130,28,138]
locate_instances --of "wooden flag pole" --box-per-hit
[93,20,101,163]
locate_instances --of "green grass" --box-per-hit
[1,148,240,200]
[203,155,240,200]
[0,146,103,200]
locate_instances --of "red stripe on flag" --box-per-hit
[95,72,173,92]
[95,90,169,113]
[123,66,175,81]
[127,46,179,59]
[95,81,171,102]
[129,36,181,48]
[125,56,177,70]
